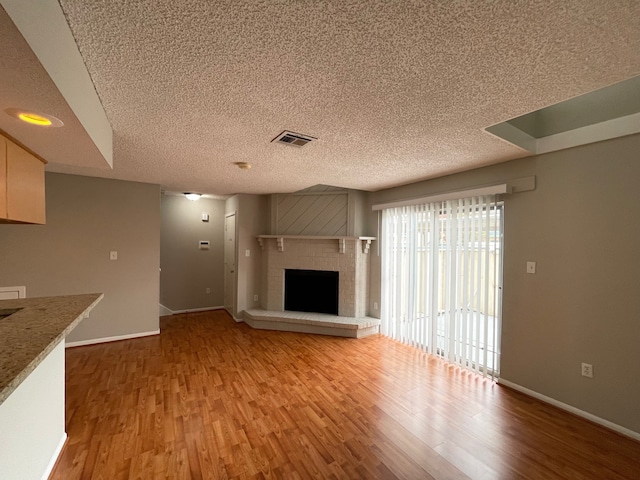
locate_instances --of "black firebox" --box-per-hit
[284,269,339,315]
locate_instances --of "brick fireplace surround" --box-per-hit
[243,235,379,338]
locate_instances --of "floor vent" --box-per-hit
[271,130,316,147]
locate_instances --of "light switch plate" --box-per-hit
[110,251,117,260]
[526,261,536,274]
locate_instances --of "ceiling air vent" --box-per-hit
[271,130,316,147]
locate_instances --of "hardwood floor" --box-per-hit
[51,310,640,479]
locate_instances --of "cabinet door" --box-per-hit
[6,139,46,224]
[0,136,6,218]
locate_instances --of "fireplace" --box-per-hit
[284,269,339,315]
[258,236,374,317]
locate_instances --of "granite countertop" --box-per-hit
[0,293,103,406]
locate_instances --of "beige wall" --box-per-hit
[0,173,160,342]
[369,133,640,434]
[349,189,372,236]
[225,194,269,317]
[160,194,225,311]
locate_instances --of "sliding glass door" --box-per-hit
[381,195,503,379]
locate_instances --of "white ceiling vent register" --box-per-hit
[271,131,316,147]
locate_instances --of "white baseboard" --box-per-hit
[498,378,640,441]
[41,432,67,480]
[171,306,224,314]
[65,330,160,348]
[158,303,173,316]
[0,285,26,299]
[223,307,243,322]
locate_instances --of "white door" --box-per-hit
[224,213,237,317]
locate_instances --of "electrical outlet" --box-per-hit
[253,294,258,302]
[581,363,593,378]
[206,287,211,294]
[374,302,378,310]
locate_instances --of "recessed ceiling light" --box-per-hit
[19,113,52,126]
[234,162,252,170]
[4,108,64,127]
[184,192,201,201]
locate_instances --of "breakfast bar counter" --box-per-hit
[0,293,103,479]
[0,293,103,405]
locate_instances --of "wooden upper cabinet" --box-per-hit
[0,134,46,224]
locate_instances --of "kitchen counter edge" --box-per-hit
[0,293,104,405]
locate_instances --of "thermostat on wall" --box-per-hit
[199,240,210,250]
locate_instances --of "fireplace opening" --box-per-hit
[284,269,339,315]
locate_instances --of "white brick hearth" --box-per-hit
[243,309,380,339]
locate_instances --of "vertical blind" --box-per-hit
[381,195,503,379]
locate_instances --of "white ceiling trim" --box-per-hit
[485,111,640,156]
[1,0,113,168]
[536,112,640,154]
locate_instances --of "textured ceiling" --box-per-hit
[28,1,640,194]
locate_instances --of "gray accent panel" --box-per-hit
[276,193,348,236]
[296,184,349,194]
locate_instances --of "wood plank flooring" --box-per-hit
[51,310,640,479]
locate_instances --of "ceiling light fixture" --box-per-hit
[234,162,252,170]
[184,192,201,201]
[5,108,64,127]
[19,113,51,126]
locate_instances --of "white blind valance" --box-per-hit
[372,184,508,211]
